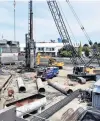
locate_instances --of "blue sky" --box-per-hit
[0,0,100,47]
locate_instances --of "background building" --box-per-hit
[36,42,80,56]
[0,39,20,64]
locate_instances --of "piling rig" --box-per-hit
[25,0,36,71]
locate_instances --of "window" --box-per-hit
[38,47,44,51]
[46,48,55,51]
[2,47,11,53]
[38,48,40,51]
[52,48,55,51]
[46,48,51,51]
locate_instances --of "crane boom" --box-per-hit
[66,0,100,66]
[47,0,85,66]
[47,1,70,44]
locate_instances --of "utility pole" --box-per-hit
[2,35,3,40]
[14,0,16,42]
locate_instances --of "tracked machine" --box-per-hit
[47,0,100,82]
[36,53,64,69]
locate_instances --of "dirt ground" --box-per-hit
[0,65,95,121]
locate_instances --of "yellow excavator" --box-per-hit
[36,53,64,69]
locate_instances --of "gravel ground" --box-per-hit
[0,65,95,121]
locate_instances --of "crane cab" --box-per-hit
[73,66,86,75]
[73,66,95,75]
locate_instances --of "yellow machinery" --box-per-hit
[48,58,64,69]
[85,67,95,74]
[71,65,100,81]
[73,66,100,75]
[36,53,64,69]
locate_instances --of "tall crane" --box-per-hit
[25,0,36,69]
[47,0,100,81]
[47,0,85,66]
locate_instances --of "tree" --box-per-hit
[83,43,90,57]
[82,46,90,57]
[78,42,82,57]
[89,40,93,46]
[60,50,72,57]
[83,44,89,47]
[92,42,98,50]
[84,48,90,57]
[98,43,100,47]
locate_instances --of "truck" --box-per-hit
[37,66,59,81]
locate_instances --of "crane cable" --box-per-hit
[66,0,92,45]
[57,1,77,44]
[66,0,100,66]
[57,1,85,65]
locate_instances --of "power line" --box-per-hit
[66,0,92,45]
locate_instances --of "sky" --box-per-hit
[0,0,100,47]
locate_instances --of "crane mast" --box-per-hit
[25,33,30,67]
[47,0,85,66]
[29,0,33,40]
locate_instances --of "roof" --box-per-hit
[93,79,100,93]
[36,42,79,48]
[36,42,64,48]
[94,79,100,86]
[93,86,100,93]
[96,75,100,81]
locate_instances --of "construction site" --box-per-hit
[0,0,100,121]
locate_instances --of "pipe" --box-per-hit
[48,81,73,95]
[36,78,45,93]
[16,97,46,117]
[17,77,26,92]
[78,77,86,84]
[29,90,80,121]
[61,108,74,121]
[66,107,84,121]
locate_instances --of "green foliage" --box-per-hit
[82,46,90,57]
[98,43,100,47]
[89,40,93,46]
[85,48,90,57]
[58,45,73,57]
[92,42,100,53]
[59,50,72,57]
[83,44,89,47]
[78,43,82,57]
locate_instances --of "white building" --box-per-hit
[36,42,80,56]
